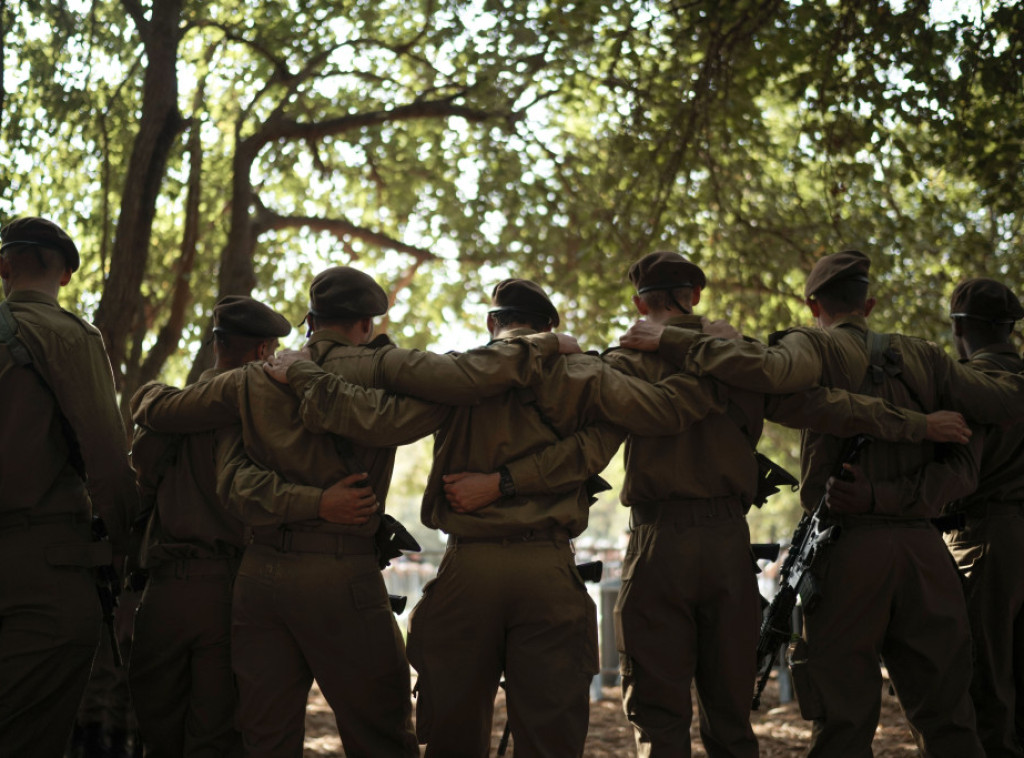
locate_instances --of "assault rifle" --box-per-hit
[751,435,872,710]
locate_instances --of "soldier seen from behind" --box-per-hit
[0,217,138,757]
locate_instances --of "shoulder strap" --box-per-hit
[0,301,36,367]
[863,330,901,389]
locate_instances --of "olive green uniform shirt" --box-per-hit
[1,289,137,546]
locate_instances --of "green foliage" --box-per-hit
[3,0,1022,542]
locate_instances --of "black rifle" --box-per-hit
[497,560,603,757]
[751,434,872,710]
[91,517,124,668]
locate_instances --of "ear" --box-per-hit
[806,298,822,318]
[633,294,649,316]
[863,297,876,317]
[951,318,965,338]
[486,313,497,335]
[691,287,702,307]
[59,267,73,287]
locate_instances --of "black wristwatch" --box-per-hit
[498,466,517,498]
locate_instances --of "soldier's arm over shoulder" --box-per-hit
[130,370,243,433]
[296,369,448,445]
[657,326,822,394]
[374,332,562,404]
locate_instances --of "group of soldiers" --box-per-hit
[1,214,1022,758]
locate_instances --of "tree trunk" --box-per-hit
[94,0,185,398]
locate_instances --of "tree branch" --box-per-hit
[255,205,439,263]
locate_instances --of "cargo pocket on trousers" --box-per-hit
[787,637,825,721]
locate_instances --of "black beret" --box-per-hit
[308,266,389,320]
[489,278,560,328]
[0,216,81,272]
[628,251,707,293]
[950,278,1024,324]
[805,249,871,298]
[213,295,292,338]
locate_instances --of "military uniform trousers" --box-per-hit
[945,505,1024,758]
[406,537,598,758]
[799,520,983,758]
[0,520,102,758]
[128,557,243,758]
[230,540,418,758]
[614,501,760,758]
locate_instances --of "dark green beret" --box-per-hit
[950,278,1024,324]
[0,216,81,272]
[804,249,871,298]
[213,295,292,338]
[489,278,560,328]
[308,266,389,320]
[628,251,707,293]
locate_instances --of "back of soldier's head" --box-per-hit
[488,278,559,332]
[805,250,871,315]
[950,278,1023,344]
[212,295,291,368]
[304,266,389,333]
[0,217,80,287]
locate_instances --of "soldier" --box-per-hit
[127,296,293,758]
[130,267,599,758]
[940,278,1024,758]
[620,249,1024,757]
[0,217,138,757]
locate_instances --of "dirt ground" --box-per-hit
[302,673,920,757]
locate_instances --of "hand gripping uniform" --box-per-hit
[0,290,137,757]
[654,315,1024,758]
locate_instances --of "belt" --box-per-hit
[0,511,89,533]
[630,496,746,528]
[148,556,240,581]
[251,529,376,556]
[448,527,572,546]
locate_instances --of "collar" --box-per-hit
[489,326,537,344]
[663,313,702,331]
[831,314,869,334]
[4,289,60,307]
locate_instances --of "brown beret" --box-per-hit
[628,251,707,293]
[950,278,1024,323]
[308,266,389,320]
[213,295,292,338]
[489,278,560,328]
[804,249,871,298]
[0,216,81,272]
